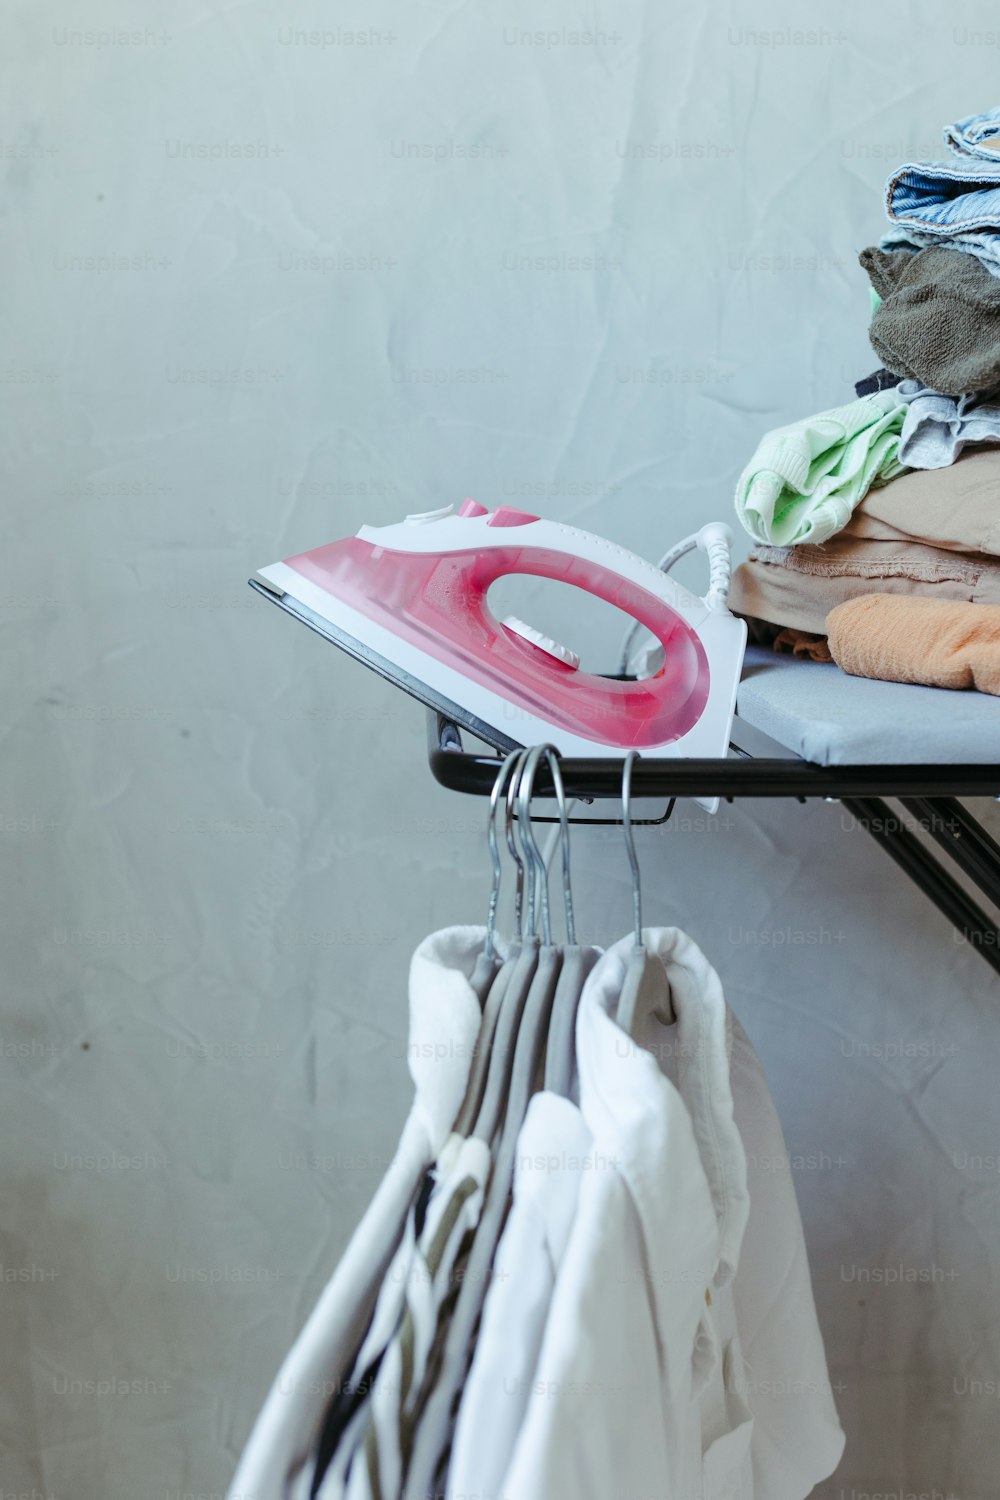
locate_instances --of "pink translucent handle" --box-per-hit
[286,539,711,748]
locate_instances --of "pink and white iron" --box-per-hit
[251,502,746,762]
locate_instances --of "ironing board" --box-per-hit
[735,647,1000,766]
[427,651,1000,974]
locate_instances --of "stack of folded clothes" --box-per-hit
[730,105,1000,696]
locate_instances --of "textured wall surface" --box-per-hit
[4,2,1000,1495]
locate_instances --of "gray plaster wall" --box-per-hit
[4,2,1000,1496]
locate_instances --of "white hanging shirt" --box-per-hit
[446,1089,592,1500]
[726,1012,846,1500]
[227,926,496,1500]
[339,1133,492,1500]
[493,929,844,1500]
[636,938,844,1499]
[499,929,745,1500]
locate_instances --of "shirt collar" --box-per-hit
[579,928,749,1284]
[576,935,719,1373]
[644,927,750,1285]
[575,929,750,1358]
[407,926,500,1152]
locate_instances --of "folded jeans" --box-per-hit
[945,105,1000,161]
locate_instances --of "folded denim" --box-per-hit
[878,222,1000,279]
[735,390,908,546]
[862,244,1000,397]
[879,109,1000,273]
[886,156,1000,237]
[730,449,1000,632]
[897,380,1000,468]
[945,105,1000,161]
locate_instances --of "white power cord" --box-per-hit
[615,522,735,676]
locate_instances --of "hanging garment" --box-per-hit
[305,1208,429,1500]
[305,936,551,1498]
[342,940,567,1500]
[465,930,844,1500]
[447,933,610,1500]
[544,944,604,1097]
[340,1136,491,1500]
[226,926,500,1500]
[307,1139,489,1500]
[403,948,590,1499]
[445,1089,591,1500]
[608,936,845,1500]
[495,928,745,1500]
[335,936,599,1500]
[309,1141,489,1500]
[304,931,531,1497]
[726,1012,846,1500]
[305,942,527,1497]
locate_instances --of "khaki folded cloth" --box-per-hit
[826,594,1000,695]
[730,447,1000,633]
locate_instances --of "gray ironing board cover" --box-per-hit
[735,646,1000,766]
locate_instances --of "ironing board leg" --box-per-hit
[842,796,1000,977]
[902,797,1000,914]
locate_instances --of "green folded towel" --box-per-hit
[735,389,909,547]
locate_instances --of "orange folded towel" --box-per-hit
[826,594,1000,695]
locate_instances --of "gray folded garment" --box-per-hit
[897,379,1000,468]
[861,243,1000,397]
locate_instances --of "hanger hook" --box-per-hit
[486,749,525,959]
[622,750,642,950]
[506,750,529,941]
[536,745,575,945]
[517,745,550,943]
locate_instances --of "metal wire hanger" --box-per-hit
[485,748,527,960]
[617,750,676,1036]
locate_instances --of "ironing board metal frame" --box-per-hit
[426,711,1000,977]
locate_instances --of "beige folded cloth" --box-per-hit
[826,594,1000,695]
[730,447,1000,633]
[851,446,1000,554]
[730,536,1000,633]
